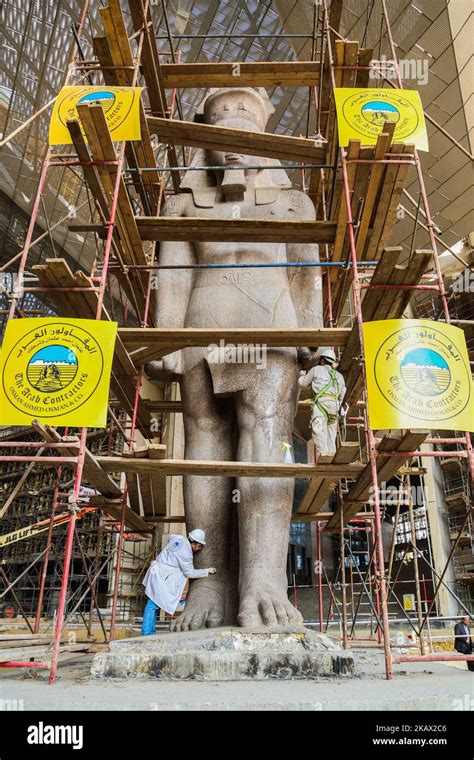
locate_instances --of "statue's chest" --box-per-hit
[189,198,285,221]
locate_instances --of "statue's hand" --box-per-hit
[298,346,318,369]
[207,567,217,575]
[144,351,182,381]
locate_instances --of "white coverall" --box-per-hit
[298,364,346,456]
[142,534,209,615]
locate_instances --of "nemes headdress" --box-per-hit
[195,87,275,130]
[181,87,290,207]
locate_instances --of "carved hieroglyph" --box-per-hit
[147,88,323,629]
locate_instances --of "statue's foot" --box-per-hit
[237,569,303,628]
[170,580,226,632]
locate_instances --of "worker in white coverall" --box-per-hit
[141,529,216,635]
[298,348,347,457]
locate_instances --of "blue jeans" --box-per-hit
[141,598,160,635]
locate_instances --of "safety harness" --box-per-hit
[312,367,339,422]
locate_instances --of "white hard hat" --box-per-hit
[188,528,206,545]
[319,347,337,363]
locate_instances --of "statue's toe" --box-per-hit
[259,600,278,626]
[274,601,290,625]
[206,607,224,628]
[237,605,261,628]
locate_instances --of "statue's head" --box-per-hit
[181,88,291,206]
[197,87,274,170]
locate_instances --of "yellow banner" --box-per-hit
[49,86,143,145]
[0,318,117,427]
[334,88,428,151]
[363,319,474,431]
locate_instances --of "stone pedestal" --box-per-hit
[91,627,355,680]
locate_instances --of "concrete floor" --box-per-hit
[1,648,473,711]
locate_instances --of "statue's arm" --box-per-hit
[286,193,323,366]
[286,193,323,330]
[145,195,195,380]
[155,195,195,328]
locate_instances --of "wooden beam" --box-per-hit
[147,117,325,164]
[298,442,360,515]
[32,258,152,436]
[32,422,122,499]
[145,512,375,524]
[136,217,336,243]
[160,62,320,89]
[121,326,349,364]
[96,456,364,479]
[91,497,151,533]
[145,399,315,415]
[297,454,333,514]
[327,430,429,529]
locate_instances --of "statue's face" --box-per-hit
[205,91,268,170]
[208,145,266,170]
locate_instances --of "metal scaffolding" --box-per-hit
[0,0,472,684]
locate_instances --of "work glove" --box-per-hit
[207,567,217,575]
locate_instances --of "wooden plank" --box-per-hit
[342,41,359,88]
[147,116,326,164]
[97,457,364,479]
[331,140,360,266]
[354,130,393,260]
[32,422,122,498]
[31,259,152,436]
[0,644,91,663]
[92,25,160,207]
[338,247,404,380]
[297,454,334,514]
[366,143,415,260]
[73,105,151,320]
[76,104,150,277]
[144,400,316,415]
[299,443,360,515]
[339,432,404,505]
[90,496,151,532]
[147,512,375,524]
[127,0,180,190]
[128,0,169,118]
[341,249,432,406]
[385,249,432,319]
[331,144,375,307]
[355,49,374,88]
[160,62,320,89]
[120,327,350,364]
[126,472,142,515]
[148,443,167,516]
[327,430,429,528]
[136,217,336,243]
[144,399,183,413]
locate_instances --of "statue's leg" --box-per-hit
[171,360,235,631]
[235,352,303,628]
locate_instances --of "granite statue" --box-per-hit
[146,87,323,630]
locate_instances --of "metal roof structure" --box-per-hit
[0,0,472,276]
